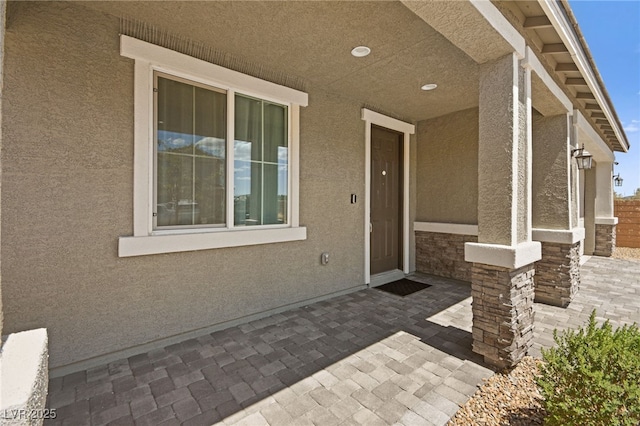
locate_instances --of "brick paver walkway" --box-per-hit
[44,256,640,426]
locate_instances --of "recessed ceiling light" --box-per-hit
[351,46,371,57]
[421,83,438,91]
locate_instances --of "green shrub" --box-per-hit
[537,310,640,425]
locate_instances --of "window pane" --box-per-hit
[194,86,226,145]
[278,149,288,224]
[234,160,262,226]
[233,95,288,226]
[156,75,226,228]
[195,157,225,224]
[264,103,287,164]
[157,77,194,155]
[263,163,287,224]
[157,153,194,225]
[234,95,262,162]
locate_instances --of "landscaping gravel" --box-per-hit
[612,247,640,261]
[448,356,545,426]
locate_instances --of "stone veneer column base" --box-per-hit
[471,263,535,369]
[535,241,580,307]
[594,224,616,257]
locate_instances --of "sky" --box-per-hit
[569,0,640,197]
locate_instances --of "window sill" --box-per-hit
[118,226,307,257]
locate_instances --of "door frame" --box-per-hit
[362,108,415,285]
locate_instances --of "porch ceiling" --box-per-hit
[82,1,479,122]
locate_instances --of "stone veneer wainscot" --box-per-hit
[415,231,477,282]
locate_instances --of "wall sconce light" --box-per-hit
[572,144,593,170]
[613,174,623,187]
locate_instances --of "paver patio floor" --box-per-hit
[44,256,640,426]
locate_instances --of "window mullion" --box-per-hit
[192,86,197,226]
[261,101,265,226]
[226,90,235,229]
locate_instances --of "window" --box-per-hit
[154,76,289,230]
[233,95,288,227]
[155,74,227,229]
[119,36,308,257]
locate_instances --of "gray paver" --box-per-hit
[45,257,640,425]
[130,394,157,419]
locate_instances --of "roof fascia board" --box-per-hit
[470,0,526,59]
[522,46,572,112]
[538,0,628,152]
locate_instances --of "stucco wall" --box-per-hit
[478,53,527,246]
[2,2,369,369]
[0,0,5,339]
[415,108,478,224]
[532,111,571,230]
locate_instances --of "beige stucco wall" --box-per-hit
[0,0,6,339]
[532,111,571,230]
[477,53,529,246]
[415,108,478,224]
[2,2,370,369]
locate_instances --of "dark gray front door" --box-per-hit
[370,125,403,275]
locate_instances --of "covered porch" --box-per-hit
[43,256,640,425]
[0,0,631,421]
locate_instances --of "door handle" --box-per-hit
[369,222,372,233]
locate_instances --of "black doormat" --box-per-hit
[375,278,431,297]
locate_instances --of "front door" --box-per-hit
[370,125,403,275]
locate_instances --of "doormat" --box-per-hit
[375,279,431,297]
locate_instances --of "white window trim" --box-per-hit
[118,36,308,257]
[361,109,414,285]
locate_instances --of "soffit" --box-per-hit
[493,0,628,153]
[82,1,478,123]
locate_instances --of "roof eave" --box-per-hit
[538,0,630,153]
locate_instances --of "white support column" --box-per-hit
[573,108,617,257]
[532,112,573,230]
[465,52,541,269]
[465,53,539,368]
[594,160,617,256]
[595,160,615,221]
[531,111,582,307]
[584,166,597,254]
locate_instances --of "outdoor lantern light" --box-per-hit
[571,144,593,170]
[614,174,623,187]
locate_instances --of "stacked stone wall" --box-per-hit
[415,231,476,281]
[535,241,580,307]
[594,224,616,257]
[471,263,535,369]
